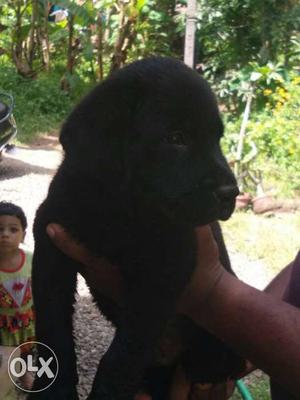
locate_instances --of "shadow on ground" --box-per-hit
[0,156,55,181]
[26,134,61,151]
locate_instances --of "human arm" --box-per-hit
[190,271,300,396]
[168,365,235,400]
[179,226,300,397]
[46,224,123,302]
[46,223,300,397]
[264,262,293,300]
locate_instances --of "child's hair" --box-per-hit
[0,201,27,230]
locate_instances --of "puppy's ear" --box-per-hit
[60,76,139,150]
[59,80,139,188]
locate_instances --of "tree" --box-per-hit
[196,0,300,78]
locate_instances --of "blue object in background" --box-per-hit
[48,4,68,23]
[236,379,254,400]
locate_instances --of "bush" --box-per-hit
[222,75,300,197]
[251,76,300,162]
[0,62,90,142]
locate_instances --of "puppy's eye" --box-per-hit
[162,131,188,145]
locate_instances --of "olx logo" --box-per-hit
[8,341,59,393]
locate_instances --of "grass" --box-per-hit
[221,210,300,276]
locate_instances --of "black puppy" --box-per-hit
[30,57,242,400]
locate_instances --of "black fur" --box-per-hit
[29,57,243,400]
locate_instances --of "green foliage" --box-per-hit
[223,75,300,196]
[250,81,300,165]
[216,62,288,113]
[0,62,89,141]
[127,0,184,59]
[0,0,299,198]
[1,0,299,84]
[197,0,300,76]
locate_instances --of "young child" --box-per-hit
[0,201,35,392]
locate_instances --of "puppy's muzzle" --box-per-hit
[214,185,240,203]
[213,184,239,220]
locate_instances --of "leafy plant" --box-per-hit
[223,73,300,197]
[0,62,88,141]
[216,62,289,114]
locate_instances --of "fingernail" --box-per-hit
[46,224,56,238]
[197,383,212,390]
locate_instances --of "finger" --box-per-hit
[209,383,225,399]
[169,365,190,400]
[47,223,123,301]
[190,383,212,400]
[47,223,99,268]
[194,224,218,245]
[235,360,257,379]
[226,380,236,398]
[245,360,257,374]
[134,392,152,400]
[195,225,219,266]
[194,224,214,239]
[212,380,236,399]
[201,380,235,400]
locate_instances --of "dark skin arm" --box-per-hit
[192,270,300,396]
[178,228,300,397]
[46,224,123,303]
[46,224,300,397]
[264,262,293,300]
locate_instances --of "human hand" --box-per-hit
[135,360,256,400]
[46,223,224,314]
[134,365,236,400]
[46,224,123,302]
[47,223,246,400]
[168,365,236,400]
[188,381,235,400]
[178,225,225,319]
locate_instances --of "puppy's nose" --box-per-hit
[214,185,239,202]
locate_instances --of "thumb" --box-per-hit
[46,223,97,267]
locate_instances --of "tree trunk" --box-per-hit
[96,12,104,80]
[11,0,36,78]
[61,14,80,92]
[109,1,137,74]
[27,0,39,67]
[39,0,50,71]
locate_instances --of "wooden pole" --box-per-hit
[184,0,197,68]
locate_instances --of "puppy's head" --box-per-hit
[60,57,238,226]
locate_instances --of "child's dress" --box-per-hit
[0,249,35,347]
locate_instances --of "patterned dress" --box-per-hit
[0,249,35,348]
